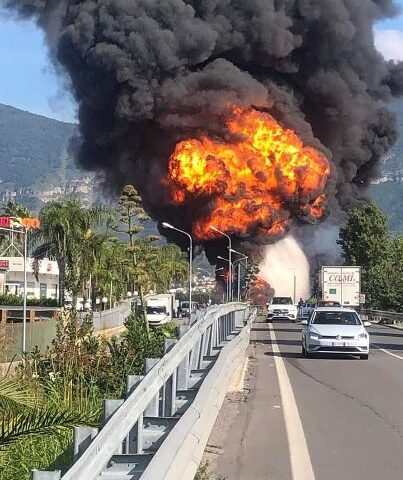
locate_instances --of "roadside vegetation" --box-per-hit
[338,202,403,311]
[0,308,177,479]
[0,185,187,478]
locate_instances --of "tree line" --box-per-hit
[338,202,403,311]
[0,185,189,312]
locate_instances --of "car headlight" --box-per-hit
[309,331,321,339]
[357,332,368,339]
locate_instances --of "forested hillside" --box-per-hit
[0,103,77,188]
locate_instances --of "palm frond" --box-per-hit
[0,404,99,449]
[0,378,40,412]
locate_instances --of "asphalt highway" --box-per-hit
[213,318,403,480]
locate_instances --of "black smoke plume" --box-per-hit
[5,0,403,263]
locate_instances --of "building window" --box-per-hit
[51,284,58,299]
[27,281,35,298]
[40,283,47,298]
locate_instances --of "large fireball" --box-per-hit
[168,108,330,240]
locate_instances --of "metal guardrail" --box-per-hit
[362,309,403,325]
[77,301,132,332]
[33,302,254,480]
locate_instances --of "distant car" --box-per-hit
[316,300,341,307]
[267,296,298,322]
[301,307,370,359]
[299,302,315,318]
[180,301,199,316]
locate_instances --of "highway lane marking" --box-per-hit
[371,343,403,361]
[268,323,316,480]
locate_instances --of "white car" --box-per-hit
[301,307,370,359]
[267,296,298,322]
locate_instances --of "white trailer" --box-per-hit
[145,294,175,325]
[320,266,361,307]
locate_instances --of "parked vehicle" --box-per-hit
[319,266,361,307]
[180,301,198,316]
[145,294,174,325]
[267,296,298,322]
[301,307,370,359]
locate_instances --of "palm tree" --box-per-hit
[32,198,105,305]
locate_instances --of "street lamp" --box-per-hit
[217,255,231,301]
[212,226,232,301]
[232,249,248,302]
[286,267,297,304]
[162,222,193,314]
[102,296,108,311]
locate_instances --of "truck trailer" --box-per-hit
[319,266,361,307]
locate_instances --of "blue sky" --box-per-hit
[0,11,76,122]
[0,3,403,123]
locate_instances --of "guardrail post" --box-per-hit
[104,399,124,454]
[163,339,177,416]
[73,427,98,460]
[177,326,190,390]
[124,374,145,454]
[126,375,144,397]
[32,471,61,479]
[145,358,160,416]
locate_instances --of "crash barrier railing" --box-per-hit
[33,302,255,480]
[361,309,403,325]
[76,301,132,332]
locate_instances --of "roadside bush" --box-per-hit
[0,294,59,307]
[2,309,177,479]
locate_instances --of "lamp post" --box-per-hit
[217,255,231,301]
[287,267,297,304]
[230,249,248,302]
[211,226,232,301]
[162,222,193,314]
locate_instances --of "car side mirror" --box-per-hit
[300,320,308,326]
[364,321,371,327]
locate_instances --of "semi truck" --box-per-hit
[319,266,361,307]
[145,293,175,325]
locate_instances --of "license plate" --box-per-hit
[333,341,344,347]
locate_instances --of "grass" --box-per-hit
[195,463,226,480]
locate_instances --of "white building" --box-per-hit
[0,257,59,300]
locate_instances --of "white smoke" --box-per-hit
[259,235,311,302]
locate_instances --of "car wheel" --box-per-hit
[360,354,369,360]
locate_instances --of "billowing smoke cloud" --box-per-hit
[5,0,403,262]
[259,235,311,301]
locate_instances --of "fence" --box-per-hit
[33,302,254,480]
[362,309,403,325]
[77,301,132,332]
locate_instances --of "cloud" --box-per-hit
[374,28,403,61]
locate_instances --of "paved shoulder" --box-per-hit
[208,320,292,480]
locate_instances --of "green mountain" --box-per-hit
[369,99,403,233]
[0,103,77,189]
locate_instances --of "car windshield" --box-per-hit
[272,297,293,305]
[312,311,361,325]
[181,302,189,308]
[146,306,166,314]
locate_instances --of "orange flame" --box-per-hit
[168,108,330,240]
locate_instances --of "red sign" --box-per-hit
[0,216,40,230]
[0,217,11,228]
[0,260,9,269]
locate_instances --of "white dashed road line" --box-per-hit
[268,323,316,480]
